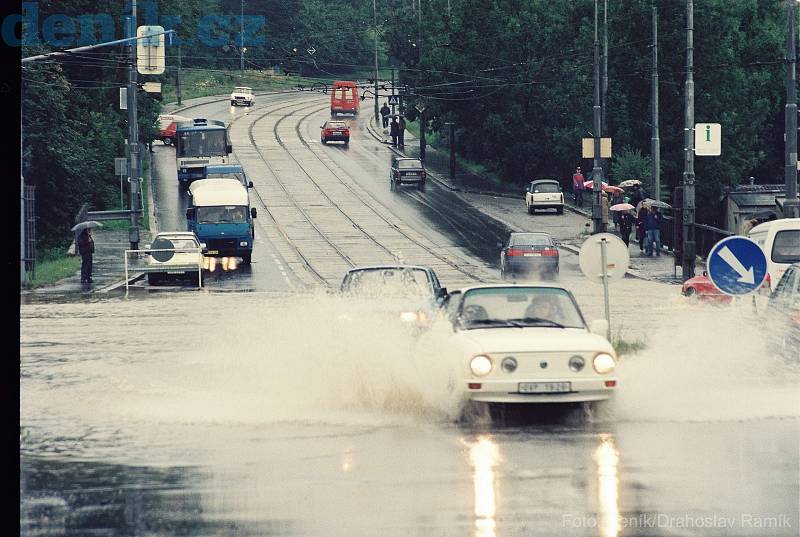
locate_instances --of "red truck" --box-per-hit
[157,114,190,146]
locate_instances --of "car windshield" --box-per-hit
[177,130,228,157]
[510,234,552,246]
[398,160,422,169]
[234,87,251,92]
[458,287,585,329]
[327,122,346,128]
[342,268,432,298]
[772,230,800,263]
[533,182,559,193]
[158,238,198,250]
[196,205,248,224]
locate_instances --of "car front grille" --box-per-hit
[206,238,238,250]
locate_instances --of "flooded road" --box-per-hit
[20,291,799,536]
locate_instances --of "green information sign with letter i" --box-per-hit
[694,123,721,156]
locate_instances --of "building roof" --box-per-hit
[189,179,249,206]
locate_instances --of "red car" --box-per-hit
[320,120,350,145]
[157,114,190,146]
[681,272,733,304]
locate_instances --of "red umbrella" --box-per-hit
[583,181,624,194]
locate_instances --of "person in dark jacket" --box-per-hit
[629,183,645,208]
[644,206,663,256]
[610,191,625,229]
[380,102,390,128]
[636,205,648,252]
[77,228,95,283]
[398,116,406,148]
[390,117,399,147]
[618,211,633,248]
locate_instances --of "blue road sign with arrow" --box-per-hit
[707,236,767,296]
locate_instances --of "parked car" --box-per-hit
[500,232,559,280]
[766,262,800,361]
[442,284,617,411]
[525,179,564,215]
[320,120,350,145]
[681,271,733,304]
[747,218,800,293]
[390,157,427,191]
[339,265,447,329]
[230,86,254,106]
[143,232,205,286]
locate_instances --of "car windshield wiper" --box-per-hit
[465,319,516,328]
[507,317,566,328]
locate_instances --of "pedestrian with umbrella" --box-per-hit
[72,221,102,284]
[644,205,664,256]
[390,116,399,147]
[612,206,635,247]
[636,203,648,252]
[610,189,625,230]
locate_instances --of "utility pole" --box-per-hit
[417,0,423,66]
[681,0,696,280]
[592,0,604,234]
[127,0,140,250]
[419,108,426,161]
[785,0,800,218]
[373,0,380,123]
[176,41,182,105]
[601,0,608,134]
[391,68,396,117]
[240,0,244,72]
[447,122,456,181]
[651,3,660,201]
[20,173,25,284]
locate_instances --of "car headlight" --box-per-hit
[501,356,517,373]
[470,355,493,376]
[239,241,248,247]
[593,353,616,374]
[569,355,585,372]
[181,168,187,173]
[400,311,417,323]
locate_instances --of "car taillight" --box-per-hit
[507,248,524,256]
[421,170,427,178]
[325,129,332,135]
[395,171,400,177]
[541,248,558,257]
[344,129,350,135]
[759,273,772,295]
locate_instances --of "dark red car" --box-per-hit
[681,272,733,304]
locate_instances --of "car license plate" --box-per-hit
[168,271,184,274]
[405,172,418,176]
[518,382,571,393]
[523,252,541,256]
[206,250,219,255]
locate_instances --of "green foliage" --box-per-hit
[611,146,652,191]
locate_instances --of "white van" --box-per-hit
[747,218,800,292]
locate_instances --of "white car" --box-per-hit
[230,86,254,107]
[144,232,205,286]
[443,284,617,407]
[525,179,565,215]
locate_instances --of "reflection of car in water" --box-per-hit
[339,265,447,327]
[766,262,800,361]
[442,284,617,411]
[500,232,559,280]
[143,232,205,286]
[681,271,733,304]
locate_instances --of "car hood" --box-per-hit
[341,296,437,314]
[454,326,613,353]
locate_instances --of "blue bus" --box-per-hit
[175,118,232,187]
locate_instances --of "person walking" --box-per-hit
[572,167,585,207]
[636,204,648,252]
[380,102,391,128]
[629,183,645,208]
[600,193,609,232]
[389,117,399,147]
[610,191,624,230]
[618,211,633,248]
[398,116,406,148]
[644,205,663,256]
[77,228,95,283]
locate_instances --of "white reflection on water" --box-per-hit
[469,435,499,537]
[594,434,620,537]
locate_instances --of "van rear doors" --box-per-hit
[331,81,359,116]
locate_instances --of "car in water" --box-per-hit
[525,179,564,215]
[500,232,559,280]
[681,271,733,304]
[390,157,427,191]
[143,232,205,286]
[320,120,350,145]
[766,262,800,361]
[442,284,617,409]
[339,265,447,328]
[230,86,254,106]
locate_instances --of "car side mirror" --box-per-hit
[590,319,609,338]
[248,181,254,188]
[436,287,448,300]
[226,144,233,154]
[250,207,257,219]
[186,208,194,220]
[144,244,151,251]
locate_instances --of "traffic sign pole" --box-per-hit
[600,237,611,341]
[578,233,629,342]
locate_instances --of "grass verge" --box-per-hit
[24,245,80,288]
[611,334,647,357]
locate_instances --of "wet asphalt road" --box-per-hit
[20,91,800,536]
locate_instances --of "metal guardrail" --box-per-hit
[123,248,203,292]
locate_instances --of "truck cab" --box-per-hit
[186,179,257,264]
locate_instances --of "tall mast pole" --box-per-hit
[681,0,696,280]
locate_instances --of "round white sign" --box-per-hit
[578,233,630,284]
